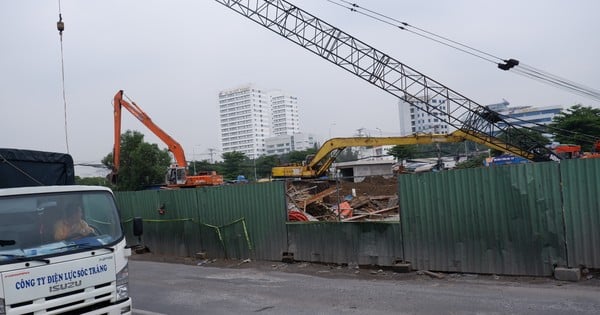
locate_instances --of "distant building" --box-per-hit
[265,133,317,156]
[398,98,562,137]
[398,97,451,135]
[486,100,562,130]
[270,90,300,136]
[218,85,301,158]
[218,85,271,159]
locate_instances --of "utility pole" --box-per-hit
[207,148,216,164]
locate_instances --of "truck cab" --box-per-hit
[0,185,133,314]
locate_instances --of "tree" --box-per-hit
[336,148,359,162]
[255,155,279,179]
[188,159,221,176]
[102,130,171,191]
[454,154,487,169]
[550,105,600,151]
[285,148,316,165]
[490,128,550,157]
[387,145,418,161]
[220,151,249,180]
[75,176,110,187]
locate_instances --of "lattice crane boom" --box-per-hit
[215,0,556,161]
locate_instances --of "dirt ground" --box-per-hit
[130,252,600,288]
[288,176,398,198]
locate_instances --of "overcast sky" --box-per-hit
[2,0,599,168]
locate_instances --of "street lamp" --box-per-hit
[191,145,202,175]
[329,122,336,138]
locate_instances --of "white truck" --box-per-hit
[0,149,140,314]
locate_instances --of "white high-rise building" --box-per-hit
[218,85,303,159]
[218,85,271,159]
[398,97,451,135]
[270,90,300,136]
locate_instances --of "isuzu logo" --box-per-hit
[49,280,82,292]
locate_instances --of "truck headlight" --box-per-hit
[116,264,129,301]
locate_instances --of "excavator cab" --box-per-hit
[166,165,187,186]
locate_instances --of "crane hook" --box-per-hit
[57,14,64,35]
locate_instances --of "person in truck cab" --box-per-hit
[54,202,95,241]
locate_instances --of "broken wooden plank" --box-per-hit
[301,187,337,206]
[368,195,397,200]
[341,205,399,222]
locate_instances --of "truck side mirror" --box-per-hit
[133,217,143,237]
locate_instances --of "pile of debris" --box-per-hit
[286,176,399,222]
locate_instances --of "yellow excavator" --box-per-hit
[271,130,542,179]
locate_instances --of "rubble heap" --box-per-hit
[286,176,399,222]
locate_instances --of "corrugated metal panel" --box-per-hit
[400,162,566,276]
[114,190,162,245]
[195,182,287,261]
[287,222,403,266]
[561,159,600,268]
[115,189,197,257]
[115,181,287,261]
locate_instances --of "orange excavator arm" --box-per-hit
[112,90,188,175]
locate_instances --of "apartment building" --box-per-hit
[218,85,271,159]
[398,97,451,135]
[218,85,304,158]
[270,90,300,136]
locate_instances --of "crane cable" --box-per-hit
[57,0,70,153]
[497,112,600,146]
[327,0,600,102]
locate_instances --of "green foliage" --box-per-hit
[102,130,171,191]
[491,128,550,156]
[387,142,479,161]
[284,148,316,164]
[188,159,220,175]
[74,176,110,187]
[220,151,249,180]
[550,105,600,151]
[387,145,418,160]
[336,148,359,162]
[454,154,488,169]
[254,155,279,179]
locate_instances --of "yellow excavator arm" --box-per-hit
[272,133,464,178]
[271,130,541,179]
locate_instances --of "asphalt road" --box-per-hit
[129,259,600,315]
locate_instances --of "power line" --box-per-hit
[57,0,70,153]
[326,0,600,102]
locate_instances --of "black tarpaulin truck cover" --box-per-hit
[0,148,75,188]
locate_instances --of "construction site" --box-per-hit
[2,1,600,314]
[286,176,399,222]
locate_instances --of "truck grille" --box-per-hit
[6,281,115,315]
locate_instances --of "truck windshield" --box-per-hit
[0,190,123,263]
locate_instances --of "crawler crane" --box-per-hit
[215,0,561,175]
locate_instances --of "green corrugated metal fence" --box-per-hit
[116,182,287,261]
[287,222,403,266]
[399,162,566,276]
[560,158,600,269]
[114,159,600,276]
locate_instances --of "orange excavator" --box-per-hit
[553,141,600,159]
[109,90,223,188]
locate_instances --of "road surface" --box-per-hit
[129,258,600,315]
